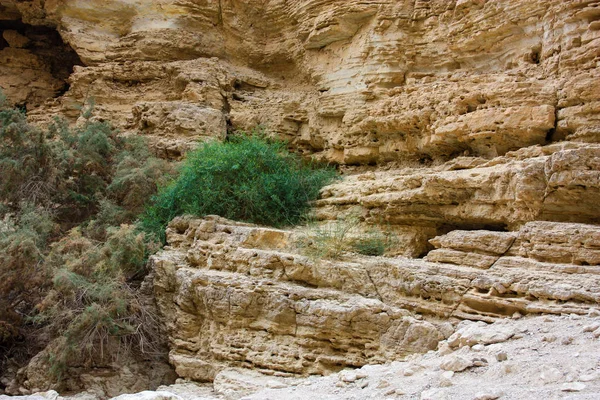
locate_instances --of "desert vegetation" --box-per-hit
[140,132,337,243]
[296,213,396,259]
[0,93,175,380]
[0,94,337,383]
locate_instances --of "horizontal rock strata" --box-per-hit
[315,142,600,256]
[1,0,597,162]
[1,0,599,390]
[151,216,600,381]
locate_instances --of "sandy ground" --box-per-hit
[4,313,600,400]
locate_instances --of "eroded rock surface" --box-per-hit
[0,0,599,397]
[316,142,600,257]
[150,216,600,382]
[0,6,81,108]
[1,0,598,161]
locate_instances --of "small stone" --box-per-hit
[421,388,448,400]
[442,371,455,379]
[266,380,287,389]
[447,321,515,348]
[472,391,503,400]
[359,381,369,389]
[540,367,563,383]
[561,382,586,392]
[472,344,485,352]
[588,308,600,317]
[356,371,368,379]
[403,367,416,376]
[583,323,600,333]
[377,379,390,388]
[440,355,474,372]
[437,342,453,356]
[496,351,508,362]
[580,373,599,382]
[512,312,522,319]
[341,371,357,383]
[383,388,396,396]
[542,335,557,342]
[561,336,574,345]
[472,357,489,367]
[593,330,600,339]
[395,388,406,395]
[440,370,454,387]
[335,381,346,388]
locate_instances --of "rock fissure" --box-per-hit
[365,267,384,303]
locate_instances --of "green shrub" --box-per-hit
[37,225,162,379]
[0,93,173,375]
[140,133,337,242]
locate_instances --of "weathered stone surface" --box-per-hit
[151,216,600,382]
[428,221,600,270]
[316,143,600,256]
[152,216,448,381]
[0,7,81,109]
[446,321,516,348]
[0,0,596,164]
[0,0,599,395]
[426,230,516,269]
[439,355,473,373]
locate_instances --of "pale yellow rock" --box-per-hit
[150,216,600,382]
[1,0,599,392]
[1,0,596,164]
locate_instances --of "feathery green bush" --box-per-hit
[140,133,337,242]
[0,93,173,378]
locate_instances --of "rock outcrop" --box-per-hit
[1,0,599,395]
[1,0,598,161]
[150,215,600,381]
[0,3,81,108]
[315,142,600,256]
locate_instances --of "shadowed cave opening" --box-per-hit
[415,222,510,258]
[0,18,83,107]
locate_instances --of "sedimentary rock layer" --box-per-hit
[151,216,600,381]
[1,0,598,162]
[1,0,599,389]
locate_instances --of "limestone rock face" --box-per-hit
[315,142,600,257]
[1,0,599,391]
[0,22,81,109]
[151,216,447,381]
[1,0,598,161]
[151,216,600,381]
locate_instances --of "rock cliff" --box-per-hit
[150,215,600,382]
[3,0,599,160]
[1,0,600,395]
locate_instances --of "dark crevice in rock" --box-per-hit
[436,223,509,236]
[546,102,565,143]
[0,17,83,108]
